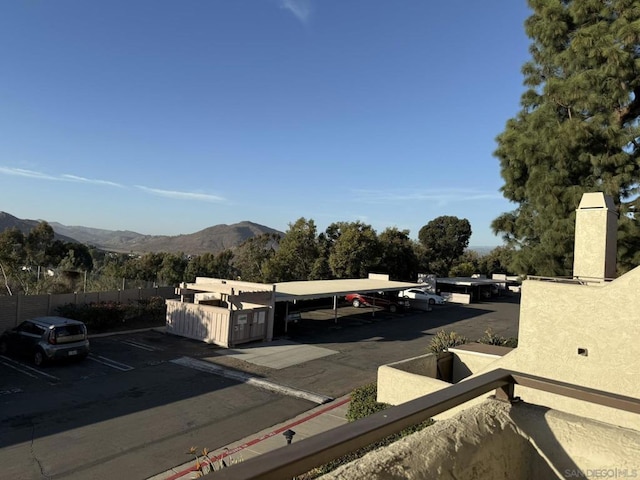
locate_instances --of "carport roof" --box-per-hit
[274,278,419,302]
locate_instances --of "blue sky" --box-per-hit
[0,1,531,247]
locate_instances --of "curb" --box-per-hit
[89,326,166,339]
[170,356,333,405]
[148,395,351,480]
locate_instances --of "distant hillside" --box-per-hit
[0,212,78,244]
[76,221,283,255]
[1,212,283,255]
[468,246,499,256]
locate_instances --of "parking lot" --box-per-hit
[1,330,188,390]
[0,294,520,479]
[1,294,521,396]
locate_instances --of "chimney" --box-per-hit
[573,192,617,281]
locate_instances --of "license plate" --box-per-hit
[68,350,77,356]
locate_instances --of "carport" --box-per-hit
[274,273,419,332]
[168,274,419,346]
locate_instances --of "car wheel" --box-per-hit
[389,305,397,313]
[428,298,435,305]
[33,349,46,367]
[352,299,361,308]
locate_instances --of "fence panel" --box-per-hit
[0,295,18,331]
[17,294,50,324]
[49,293,78,314]
[120,289,141,303]
[99,291,121,303]
[0,288,179,330]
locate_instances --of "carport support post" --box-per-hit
[333,295,338,324]
[285,301,290,333]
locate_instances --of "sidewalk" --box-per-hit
[147,395,351,480]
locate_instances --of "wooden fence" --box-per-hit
[0,287,177,332]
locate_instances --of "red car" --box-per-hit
[345,292,408,313]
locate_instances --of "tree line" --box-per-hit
[0,216,515,295]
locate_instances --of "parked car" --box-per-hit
[0,316,90,366]
[345,292,409,313]
[398,288,446,305]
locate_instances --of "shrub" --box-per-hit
[346,383,390,422]
[428,330,468,353]
[55,297,166,333]
[477,328,518,348]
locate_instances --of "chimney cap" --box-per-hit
[577,192,615,210]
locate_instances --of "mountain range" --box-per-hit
[0,212,283,255]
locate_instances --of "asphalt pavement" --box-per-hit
[0,295,520,479]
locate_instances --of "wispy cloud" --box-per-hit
[0,166,59,181]
[280,0,313,24]
[0,166,124,187]
[0,165,226,204]
[61,174,124,188]
[351,188,503,205]
[135,186,226,203]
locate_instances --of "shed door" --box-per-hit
[232,310,267,345]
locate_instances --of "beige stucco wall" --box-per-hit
[378,350,506,420]
[319,400,554,480]
[320,400,640,480]
[472,267,640,429]
[449,347,504,382]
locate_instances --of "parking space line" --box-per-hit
[119,339,157,351]
[0,387,23,395]
[88,354,134,371]
[0,355,60,381]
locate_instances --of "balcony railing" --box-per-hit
[527,275,615,284]
[211,368,640,480]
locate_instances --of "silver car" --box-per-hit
[0,316,90,366]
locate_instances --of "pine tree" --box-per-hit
[494,0,640,276]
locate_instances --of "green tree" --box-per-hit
[25,222,55,269]
[477,246,517,276]
[377,227,418,281]
[88,252,130,291]
[449,250,481,277]
[233,233,279,282]
[327,221,381,279]
[264,218,319,282]
[0,227,27,295]
[493,0,640,276]
[418,216,472,276]
[158,253,188,286]
[56,243,94,273]
[309,233,333,280]
[185,250,237,282]
[128,252,165,282]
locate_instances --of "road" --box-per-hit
[0,294,520,479]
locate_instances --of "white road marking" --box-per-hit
[87,354,134,371]
[119,339,157,351]
[0,355,60,380]
[0,387,23,395]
